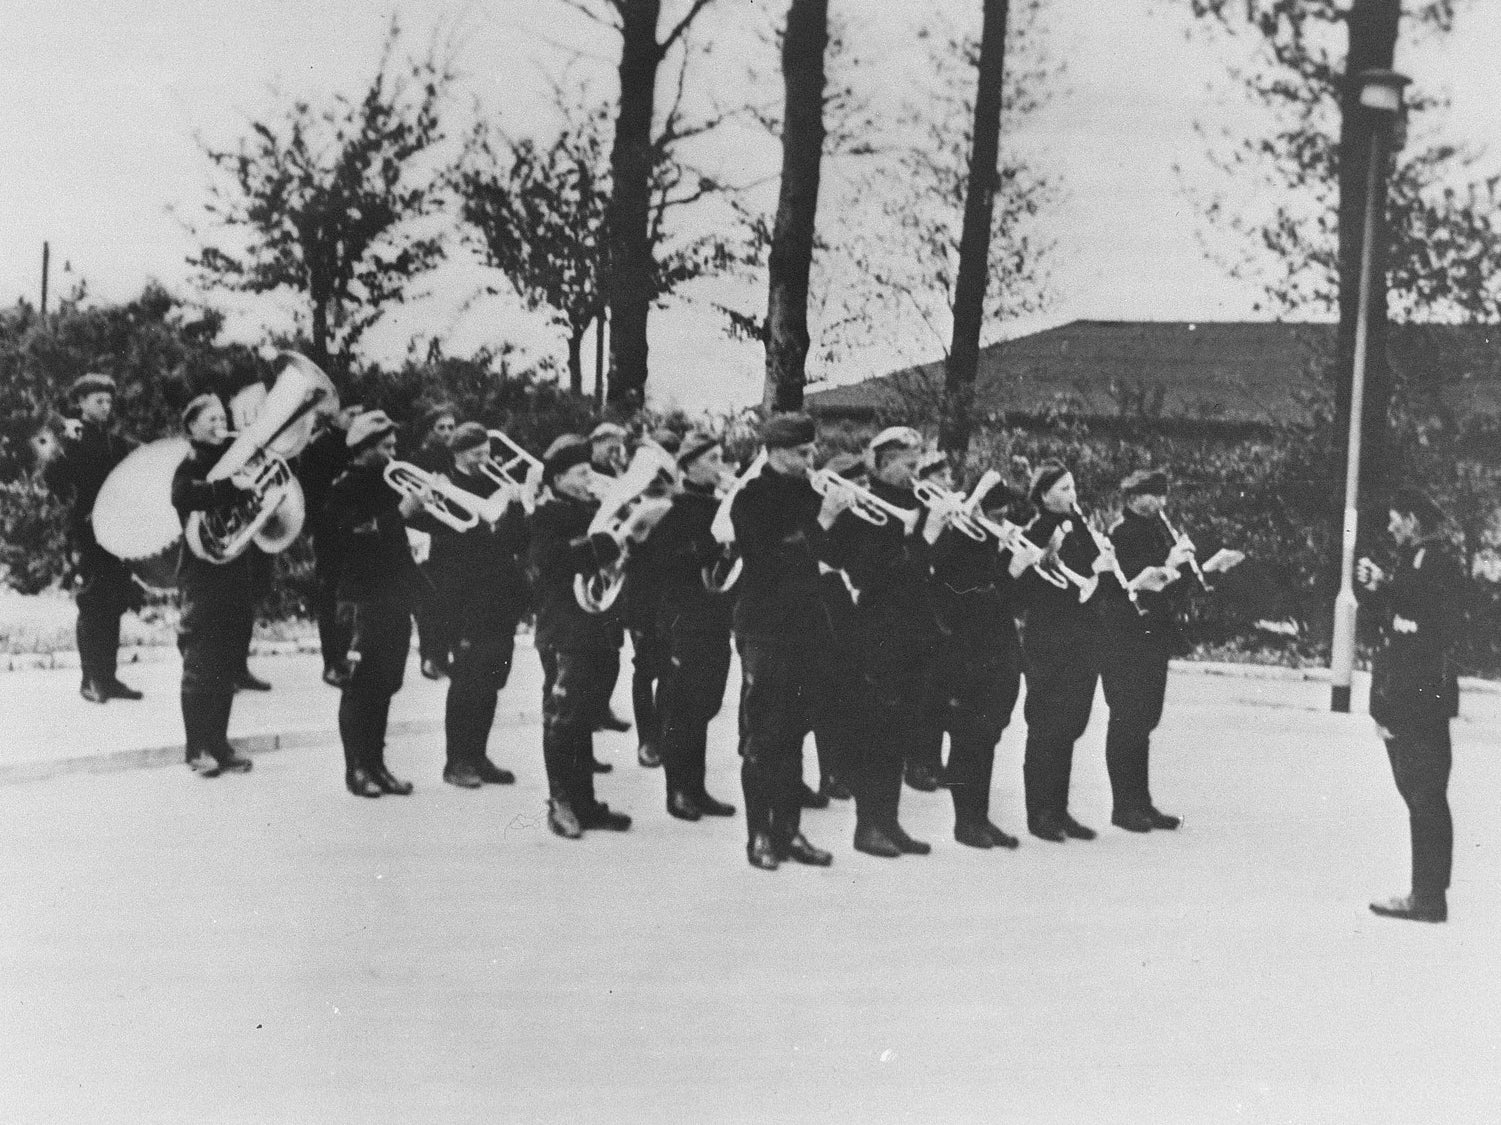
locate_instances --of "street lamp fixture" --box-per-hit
[1330,67,1410,714]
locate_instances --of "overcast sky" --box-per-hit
[4,0,1500,412]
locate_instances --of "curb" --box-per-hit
[1169,658,1501,696]
[0,709,542,788]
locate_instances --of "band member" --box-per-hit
[825,427,947,859]
[1017,461,1120,842]
[729,413,844,870]
[922,458,1041,849]
[587,421,633,739]
[1359,488,1463,924]
[37,373,143,703]
[169,394,255,776]
[295,401,362,687]
[435,423,530,789]
[645,430,737,821]
[529,435,667,838]
[410,402,458,680]
[621,427,680,768]
[1099,469,1194,833]
[326,411,426,798]
[810,453,866,804]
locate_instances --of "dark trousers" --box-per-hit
[444,627,518,769]
[813,642,862,788]
[850,610,931,833]
[75,549,136,687]
[539,647,614,811]
[931,628,1023,827]
[415,559,457,667]
[312,533,351,672]
[337,600,411,777]
[1099,629,1171,814]
[630,625,666,748]
[1021,618,1099,824]
[1383,720,1454,900]
[736,633,823,847]
[658,624,732,798]
[178,569,251,764]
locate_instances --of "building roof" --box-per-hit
[805,320,1501,426]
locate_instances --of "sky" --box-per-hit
[4,0,1501,413]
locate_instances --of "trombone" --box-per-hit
[810,468,920,535]
[481,430,544,513]
[383,461,483,533]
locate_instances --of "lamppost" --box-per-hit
[1330,68,1410,714]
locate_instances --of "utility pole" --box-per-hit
[40,241,50,317]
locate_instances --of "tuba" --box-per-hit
[701,448,766,594]
[574,442,679,613]
[184,354,338,564]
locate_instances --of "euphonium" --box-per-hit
[810,468,921,534]
[701,449,767,594]
[183,353,337,564]
[383,461,483,533]
[481,430,544,513]
[574,443,680,613]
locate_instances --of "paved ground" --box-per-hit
[2,654,1499,1124]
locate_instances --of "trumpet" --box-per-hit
[481,430,544,513]
[912,479,988,542]
[383,461,483,533]
[702,449,767,594]
[1161,510,1212,592]
[810,469,920,535]
[1074,505,1146,616]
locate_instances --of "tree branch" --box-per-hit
[658,0,716,59]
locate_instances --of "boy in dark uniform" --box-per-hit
[645,430,738,822]
[410,403,458,680]
[1359,487,1464,924]
[170,394,255,776]
[435,422,531,789]
[529,435,670,838]
[326,411,428,798]
[295,401,361,687]
[38,373,143,703]
[729,413,846,870]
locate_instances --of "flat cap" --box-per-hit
[542,434,593,483]
[1121,468,1169,496]
[347,410,397,450]
[760,412,816,449]
[449,421,490,454]
[68,372,117,400]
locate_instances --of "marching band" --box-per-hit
[53,357,1368,879]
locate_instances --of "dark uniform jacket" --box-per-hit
[43,421,136,556]
[1019,508,1119,626]
[429,469,531,630]
[170,438,255,594]
[324,461,425,606]
[729,467,832,639]
[1362,538,1463,729]
[528,494,624,653]
[408,440,454,478]
[648,482,734,635]
[294,426,350,542]
[1108,508,1188,648]
[930,525,1021,645]
[825,479,940,640]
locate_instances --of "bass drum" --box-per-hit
[92,437,190,591]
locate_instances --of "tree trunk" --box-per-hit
[1334,0,1400,509]
[595,306,608,411]
[567,325,586,396]
[939,0,1010,459]
[762,0,829,414]
[605,0,663,410]
[311,299,331,371]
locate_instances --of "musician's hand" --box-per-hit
[1355,557,1384,590]
[61,418,84,441]
[1008,539,1045,578]
[229,469,258,492]
[624,496,673,541]
[1091,544,1117,575]
[398,489,428,519]
[921,504,947,543]
[1167,538,1197,570]
[1133,565,1175,594]
[817,485,854,526]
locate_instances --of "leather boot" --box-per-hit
[853,824,902,858]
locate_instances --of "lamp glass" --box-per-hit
[1360,84,1403,113]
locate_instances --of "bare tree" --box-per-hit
[940,0,1011,457]
[187,23,455,374]
[763,0,829,412]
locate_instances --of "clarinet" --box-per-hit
[1074,506,1146,616]
[1160,510,1213,593]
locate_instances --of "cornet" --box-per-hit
[383,461,482,533]
[481,430,544,513]
[810,469,921,535]
[912,479,987,542]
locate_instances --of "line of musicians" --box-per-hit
[261,404,1211,870]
